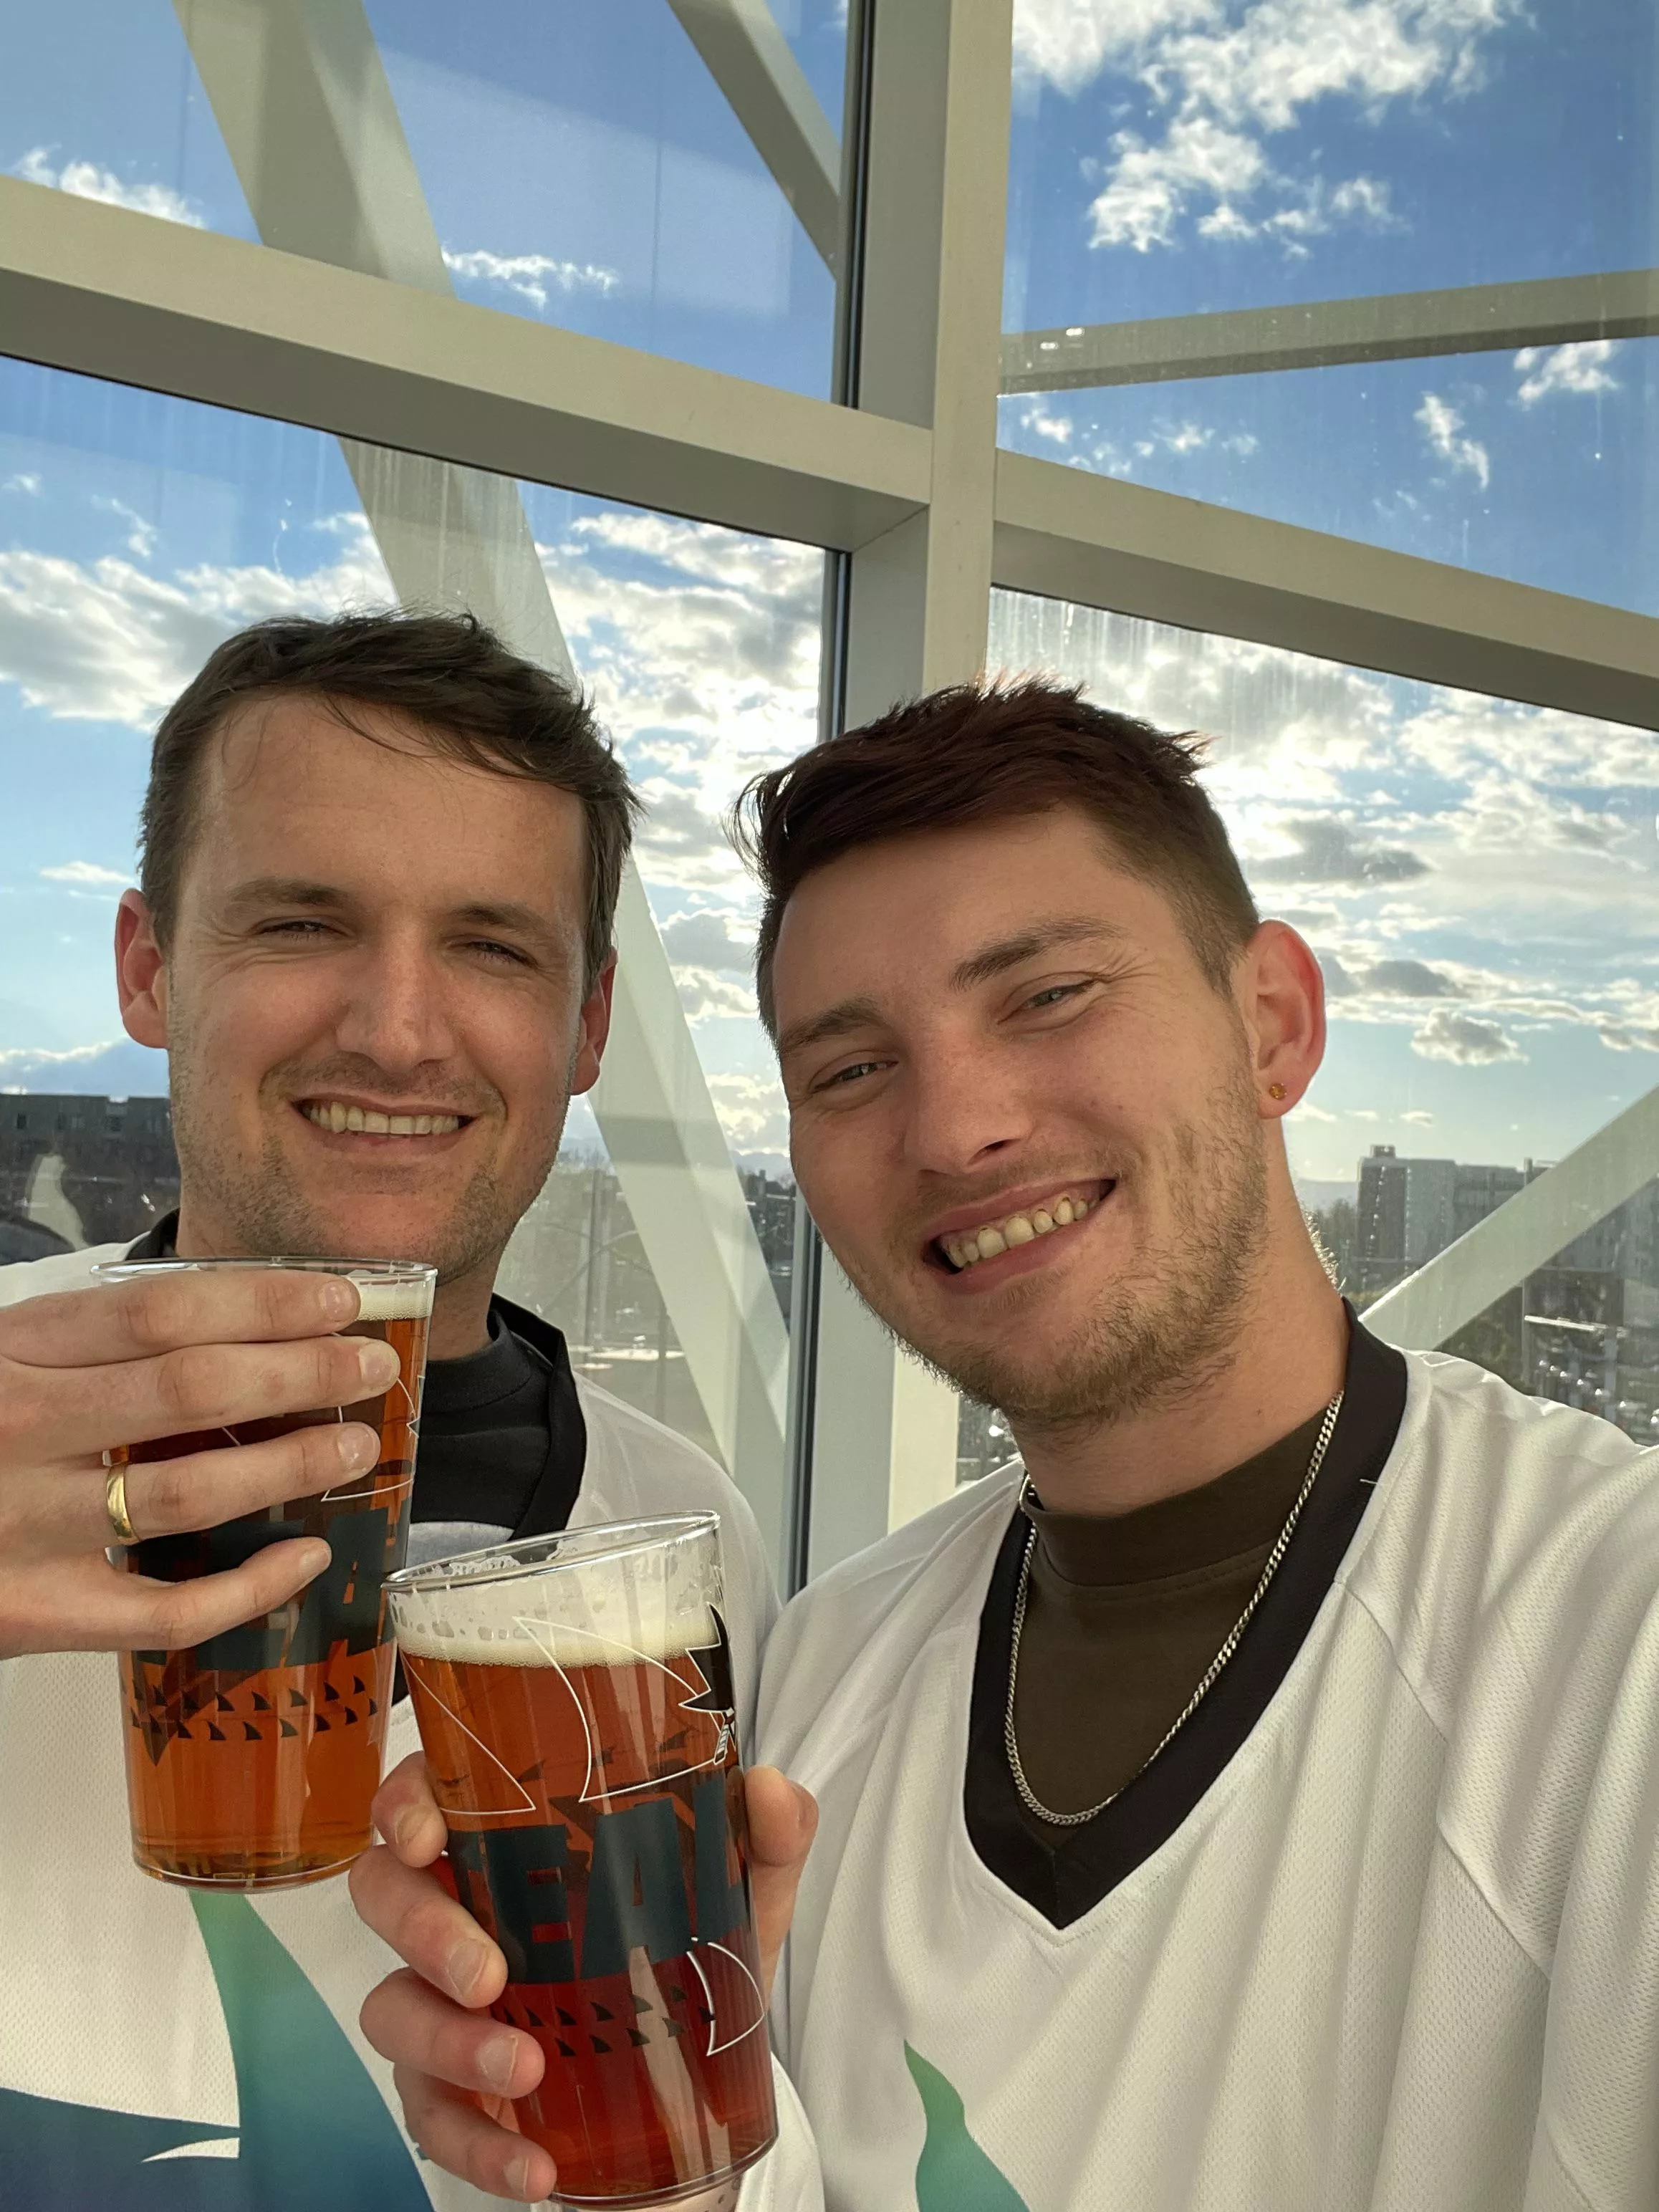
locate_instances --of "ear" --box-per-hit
[1238,921,1326,1119]
[115,890,170,1049]
[568,951,617,1097]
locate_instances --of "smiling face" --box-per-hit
[774,807,1317,1429]
[117,696,610,1298]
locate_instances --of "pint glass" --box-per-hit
[94,1256,434,1890]
[386,1516,778,2207]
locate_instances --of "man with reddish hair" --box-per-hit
[360,678,1659,2209]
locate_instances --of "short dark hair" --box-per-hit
[733,676,1260,1034]
[140,610,639,989]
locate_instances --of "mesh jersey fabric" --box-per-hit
[0,1242,794,2212]
[757,1349,1659,2212]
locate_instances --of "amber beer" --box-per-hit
[94,1256,434,1889]
[388,1517,776,2208]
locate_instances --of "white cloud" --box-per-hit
[1400,1107,1435,1122]
[703,1072,790,1159]
[658,908,756,973]
[3,473,40,496]
[443,248,620,311]
[39,861,130,887]
[1514,339,1622,408]
[1411,1007,1524,1064]
[1022,0,1522,256]
[1013,0,1218,95]
[1415,392,1490,490]
[93,498,158,560]
[1090,115,1268,251]
[0,517,393,728]
[14,146,204,226]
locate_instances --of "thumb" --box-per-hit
[742,1764,817,1999]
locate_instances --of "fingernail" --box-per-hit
[479,2034,519,2095]
[319,1277,360,1322]
[336,1424,379,1469]
[356,1340,401,1386]
[504,2153,535,2201]
[392,1806,431,1857]
[448,1938,490,2001]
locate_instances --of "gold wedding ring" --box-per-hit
[105,1460,138,1547]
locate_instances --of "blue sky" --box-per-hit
[1001,0,1659,616]
[2,0,1657,1211]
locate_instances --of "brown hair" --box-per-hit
[140,610,639,989]
[733,676,1259,1033]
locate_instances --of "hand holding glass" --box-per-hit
[95,1256,434,1890]
[386,1515,777,2207]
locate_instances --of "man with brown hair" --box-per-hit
[0,610,797,2211]
[362,676,1659,2209]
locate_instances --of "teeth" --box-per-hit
[303,1102,462,1138]
[942,1191,1102,1272]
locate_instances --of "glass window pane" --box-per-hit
[1001,3,1659,613]
[951,584,1659,1471]
[5,0,847,397]
[0,357,817,1516]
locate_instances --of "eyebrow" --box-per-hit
[776,918,1129,1060]
[948,915,1128,991]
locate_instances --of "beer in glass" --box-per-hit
[95,1256,434,1890]
[386,1516,777,2207]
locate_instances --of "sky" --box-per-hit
[2,0,1656,1218]
[1001,0,1659,615]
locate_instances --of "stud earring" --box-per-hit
[1267,1082,1287,1100]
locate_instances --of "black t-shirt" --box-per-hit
[965,1313,1408,1928]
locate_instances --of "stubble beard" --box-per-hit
[167,1029,560,1287]
[846,1063,1270,1434]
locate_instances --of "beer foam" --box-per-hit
[392,1547,718,1671]
[347,1273,433,1321]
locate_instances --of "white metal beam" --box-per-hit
[993,451,1659,731]
[1001,267,1659,393]
[1365,1086,1659,1354]
[806,0,1014,1578]
[170,0,792,1562]
[0,175,928,554]
[9,116,1659,746]
[665,0,842,271]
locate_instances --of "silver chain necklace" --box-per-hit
[1004,1392,1344,1829]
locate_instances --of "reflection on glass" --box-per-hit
[0,355,819,1488]
[4,0,846,395]
[953,586,1659,1469]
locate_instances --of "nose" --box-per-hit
[900,1034,1037,1178]
[331,928,459,1077]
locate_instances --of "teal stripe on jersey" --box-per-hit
[190,1892,430,2208]
[905,2044,1031,2211]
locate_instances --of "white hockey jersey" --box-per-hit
[758,1347,1659,2212]
[0,1243,819,2212]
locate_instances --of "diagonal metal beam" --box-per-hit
[0,174,926,553]
[1001,267,1659,394]
[665,0,842,271]
[1365,1085,1659,1354]
[993,451,1659,732]
[171,0,792,1557]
